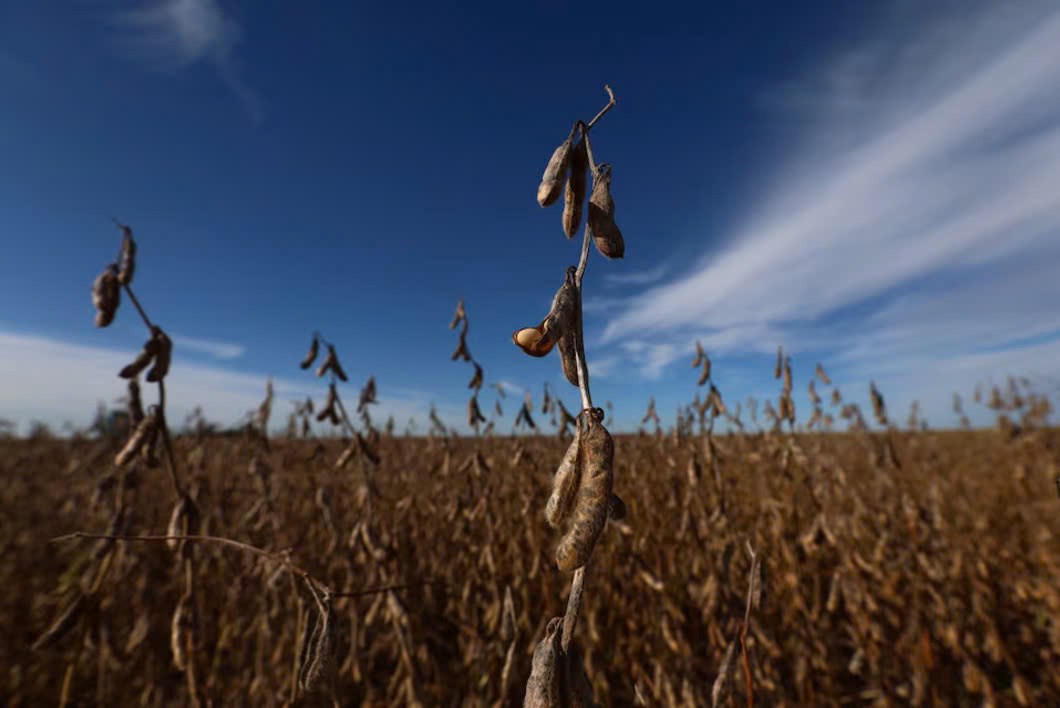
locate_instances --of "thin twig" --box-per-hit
[332,388,360,438]
[52,532,317,583]
[332,580,443,599]
[121,284,154,331]
[561,564,586,653]
[586,85,617,130]
[156,382,186,499]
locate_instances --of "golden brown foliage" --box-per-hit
[6,425,1060,705]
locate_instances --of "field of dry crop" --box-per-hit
[4,422,1059,706]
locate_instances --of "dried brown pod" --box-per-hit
[523,617,563,707]
[557,332,580,387]
[335,443,356,469]
[515,401,537,429]
[299,336,319,369]
[115,409,157,468]
[316,383,338,423]
[808,379,821,406]
[815,362,831,385]
[141,421,161,468]
[692,340,704,368]
[356,431,379,465]
[164,491,198,551]
[127,378,144,425]
[117,224,136,286]
[449,299,466,330]
[120,334,161,379]
[145,328,172,383]
[870,381,888,425]
[358,376,377,412]
[316,345,348,381]
[774,346,783,379]
[697,352,712,386]
[466,362,484,392]
[451,330,472,361]
[545,422,582,528]
[709,385,727,416]
[563,135,588,237]
[299,585,335,694]
[588,164,625,259]
[557,399,577,430]
[92,265,121,327]
[537,129,575,207]
[711,640,737,707]
[32,593,86,651]
[467,396,486,426]
[556,409,613,571]
[170,591,192,671]
[330,347,348,381]
[531,267,580,356]
[607,492,627,521]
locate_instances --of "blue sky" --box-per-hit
[2,1,1059,434]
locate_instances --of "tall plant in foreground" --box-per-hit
[514,86,628,706]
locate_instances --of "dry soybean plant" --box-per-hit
[297,331,382,472]
[46,227,398,705]
[514,86,629,706]
[450,299,497,436]
[39,220,205,704]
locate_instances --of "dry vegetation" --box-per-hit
[4,420,1060,705]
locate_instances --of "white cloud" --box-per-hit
[107,0,262,122]
[0,331,459,435]
[171,333,245,360]
[597,4,1060,396]
[0,331,293,433]
[493,380,526,396]
[602,264,668,287]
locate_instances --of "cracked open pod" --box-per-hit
[512,324,556,357]
[512,267,579,359]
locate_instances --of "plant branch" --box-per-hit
[586,85,616,130]
[121,284,154,331]
[332,388,360,438]
[51,531,317,579]
[157,381,186,499]
[561,564,586,653]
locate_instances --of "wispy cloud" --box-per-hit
[0,331,296,433]
[107,0,262,122]
[493,380,526,396]
[602,264,668,287]
[171,333,245,360]
[0,330,469,435]
[598,4,1060,398]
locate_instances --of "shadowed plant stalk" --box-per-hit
[516,85,627,707]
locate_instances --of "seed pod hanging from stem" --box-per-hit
[145,328,172,383]
[115,408,158,468]
[513,267,579,359]
[116,222,136,286]
[523,617,563,707]
[563,134,589,238]
[120,333,161,379]
[556,408,613,572]
[92,265,121,327]
[537,126,576,208]
[300,335,319,370]
[588,164,624,259]
[545,420,582,528]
